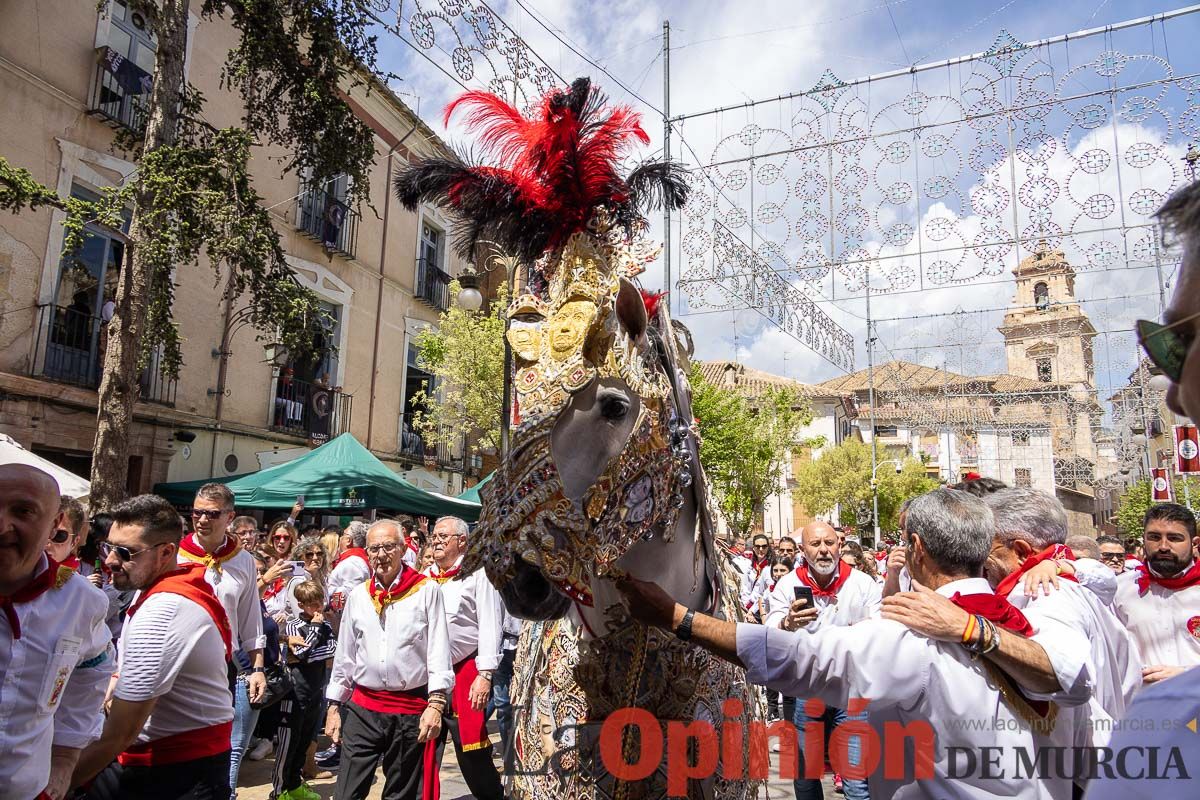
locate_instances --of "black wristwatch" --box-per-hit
[674,609,696,641]
[251,666,266,674]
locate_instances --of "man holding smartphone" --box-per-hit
[763,520,882,800]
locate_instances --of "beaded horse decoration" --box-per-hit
[396,78,760,800]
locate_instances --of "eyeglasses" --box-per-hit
[753,543,770,549]
[302,550,324,560]
[1136,309,1200,383]
[429,533,459,543]
[365,542,400,555]
[50,529,72,544]
[1099,552,1126,563]
[192,508,229,519]
[101,541,160,562]
[272,534,293,541]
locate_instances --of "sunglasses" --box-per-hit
[101,541,160,562]
[1136,310,1200,382]
[272,534,293,541]
[1099,552,1127,562]
[192,508,228,519]
[50,529,72,544]
[302,550,324,559]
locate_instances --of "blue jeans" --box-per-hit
[229,676,261,790]
[792,702,871,800]
[488,648,517,772]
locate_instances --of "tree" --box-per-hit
[689,365,812,538]
[411,281,508,455]
[792,439,939,534]
[0,1,380,507]
[1114,476,1200,540]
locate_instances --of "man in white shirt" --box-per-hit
[1111,502,1200,684]
[327,520,371,610]
[181,484,266,789]
[1096,536,1127,576]
[738,533,772,613]
[73,494,235,800]
[325,520,452,800]
[617,488,1094,799]
[423,516,504,800]
[0,465,112,800]
[764,520,881,799]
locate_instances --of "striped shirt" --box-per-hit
[284,615,336,663]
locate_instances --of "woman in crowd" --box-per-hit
[268,519,298,561]
[419,543,436,571]
[841,540,881,582]
[320,525,341,564]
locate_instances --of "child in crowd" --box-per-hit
[272,580,336,800]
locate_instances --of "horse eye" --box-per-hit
[599,395,630,421]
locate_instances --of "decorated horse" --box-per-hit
[396,78,761,800]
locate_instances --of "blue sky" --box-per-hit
[373,1,1200,396]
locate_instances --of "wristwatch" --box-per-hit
[478,670,494,681]
[251,666,266,674]
[674,609,696,641]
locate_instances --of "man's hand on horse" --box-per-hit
[614,575,678,629]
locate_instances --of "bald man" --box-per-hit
[764,520,881,800]
[0,465,113,800]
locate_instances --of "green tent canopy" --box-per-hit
[455,471,493,504]
[153,433,481,521]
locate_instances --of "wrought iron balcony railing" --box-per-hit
[415,258,451,312]
[297,184,359,259]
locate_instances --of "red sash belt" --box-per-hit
[451,654,491,752]
[350,686,440,800]
[117,720,233,767]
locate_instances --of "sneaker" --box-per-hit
[283,785,321,800]
[247,737,274,761]
[834,774,844,794]
[315,744,340,769]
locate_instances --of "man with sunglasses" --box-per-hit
[180,484,267,791]
[1096,536,1127,576]
[739,534,773,613]
[72,494,234,799]
[46,495,87,568]
[0,464,113,800]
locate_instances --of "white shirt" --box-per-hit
[326,571,453,701]
[264,571,310,620]
[424,557,504,671]
[178,540,265,652]
[1007,560,1142,720]
[0,559,113,800]
[738,577,1093,800]
[115,593,234,742]
[738,560,771,611]
[500,608,522,652]
[764,565,882,631]
[327,553,372,602]
[1112,566,1200,670]
[1085,666,1200,799]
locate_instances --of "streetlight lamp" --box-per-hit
[870,458,902,542]
[456,269,484,312]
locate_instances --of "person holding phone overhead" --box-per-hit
[763,520,882,800]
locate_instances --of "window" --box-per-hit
[1033,282,1049,311]
[874,425,898,437]
[107,0,158,74]
[416,223,450,310]
[1014,468,1032,488]
[420,223,444,271]
[93,1,157,129]
[400,343,436,456]
[271,302,341,436]
[1012,430,1030,446]
[1036,358,1052,383]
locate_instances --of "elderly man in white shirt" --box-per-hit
[618,487,1095,800]
[0,465,112,800]
[423,516,504,800]
[764,520,882,799]
[325,519,452,800]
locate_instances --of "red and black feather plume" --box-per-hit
[394,77,689,264]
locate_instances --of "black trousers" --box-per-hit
[434,712,503,800]
[335,702,430,800]
[273,662,325,793]
[84,751,232,800]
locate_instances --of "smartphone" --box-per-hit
[793,585,815,608]
[289,560,307,577]
[295,494,306,506]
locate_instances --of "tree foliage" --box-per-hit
[689,366,812,538]
[1113,476,1200,540]
[412,282,508,455]
[792,438,940,534]
[0,0,385,506]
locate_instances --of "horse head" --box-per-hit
[469,214,707,627]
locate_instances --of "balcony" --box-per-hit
[86,47,150,133]
[30,304,177,405]
[270,375,353,443]
[297,184,359,259]
[415,258,451,312]
[398,410,464,471]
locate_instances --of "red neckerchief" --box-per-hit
[749,556,770,581]
[178,532,241,574]
[1135,559,1200,596]
[794,560,853,598]
[1,557,66,640]
[333,547,370,569]
[427,560,462,584]
[367,565,427,616]
[127,563,233,658]
[994,544,1077,598]
[262,577,287,599]
[61,555,81,572]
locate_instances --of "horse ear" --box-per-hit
[615,278,648,340]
